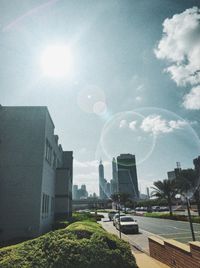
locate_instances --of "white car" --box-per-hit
[115,216,139,234]
[112,213,126,226]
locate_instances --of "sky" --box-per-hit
[0,0,200,195]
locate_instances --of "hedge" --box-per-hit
[0,221,137,268]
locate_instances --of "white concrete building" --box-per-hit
[0,106,73,242]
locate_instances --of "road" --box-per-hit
[100,213,200,248]
[133,215,200,243]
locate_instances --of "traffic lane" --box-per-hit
[133,216,200,243]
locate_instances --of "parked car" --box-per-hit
[113,213,126,226]
[152,206,160,212]
[115,216,139,234]
[108,211,118,221]
[159,206,169,212]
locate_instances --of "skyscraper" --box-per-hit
[117,154,139,200]
[99,160,107,199]
[111,157,118,194]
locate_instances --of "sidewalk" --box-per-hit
[100,220,169,268]
[133,251,169,268]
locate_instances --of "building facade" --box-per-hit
[117,154,139,200]
[0,106,73,242]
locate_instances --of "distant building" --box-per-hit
[73,185,78,200]
[73,184,88,200]
[193,156,200,190]
[117,154,139,200]
[0,106,73,242]
[99,160,107,199]
[105,181,111,197]
[110,157,118,195]
[167,162,181,181]
[146,187,150,199]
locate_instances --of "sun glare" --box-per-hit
[40,44,73,78]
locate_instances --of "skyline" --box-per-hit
[0,1,200,194]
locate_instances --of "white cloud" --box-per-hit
[119,119,127,128]
[140,115,187,135]
[129,121,137,131]
[155,7,200,87]
[183,85,200,109]
[155,7,200,109]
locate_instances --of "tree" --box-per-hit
[119,192,131,212]
[176,169,200,216]
[110,193,131,211]
[151,179,177,216]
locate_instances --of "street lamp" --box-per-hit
[118,194,121,239]
[185,194,195,241]
[179,191,196,241]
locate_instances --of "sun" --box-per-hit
[40,44,73,78]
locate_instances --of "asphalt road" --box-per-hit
[129,215,200,243]
[100,212,200,244]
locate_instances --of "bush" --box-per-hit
[0,221,137,268]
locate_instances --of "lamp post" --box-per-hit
[185,196,195,241]
[118,194,121,239]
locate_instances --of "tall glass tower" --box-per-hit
[117,154,139,200]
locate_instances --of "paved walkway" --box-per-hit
[100,219,169,268]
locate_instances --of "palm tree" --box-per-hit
[176,169,200,216]
[151,179,177,216]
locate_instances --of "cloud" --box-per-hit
[119,119,127,128]
[140,115,187,135]
[155,7,200,109]
[129,121,137,131]
[135,96,142,102]
[183,85,200,109]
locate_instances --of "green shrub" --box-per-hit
[0,221,137,268]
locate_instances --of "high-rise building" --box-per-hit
[117,154,139,200]
[146,187,150,199]
[111,157,118,194]
[0,106,73,242]
[98,160,107,199]
[193,156,200,190]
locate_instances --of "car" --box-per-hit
[113,213,126,226]
[115,215,139,234]
[108,211,118,221]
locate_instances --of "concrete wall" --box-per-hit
[0,107,46,240]
[149,236,200,268]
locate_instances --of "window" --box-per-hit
[45,139,52,165]
[41,193,50,218]
[51,197,54,214]
[53,152,57,169]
